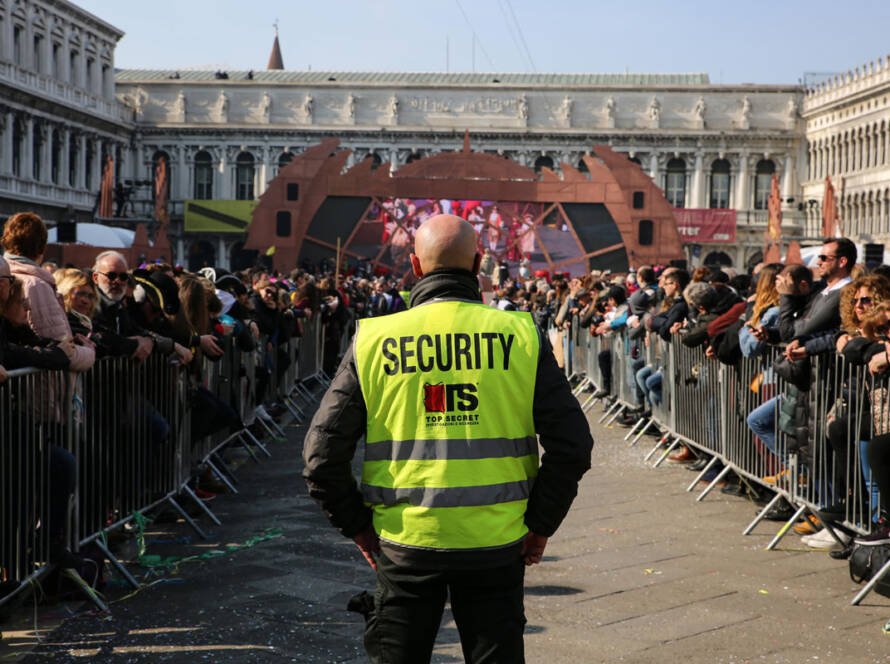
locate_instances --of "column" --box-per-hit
[781,153,794,207]
[40,125,52,183]
[60,127,70,188]
[690,152,705,208]
[176,236,185,266]
[119,140,132,185]
[389,147,399,173]
[735,152,749,210]
[76,133,86,189]
[648,152,660,183]
[23,116,34,180]
[1,112,13,175]
[91,138,102,192]
[217,148,230,199]
[217,236,226,270]
[177,145,188,200]
[134,141,144,183]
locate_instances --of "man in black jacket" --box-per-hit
[303,214,593,663]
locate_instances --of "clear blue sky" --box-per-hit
[78,0,890,85]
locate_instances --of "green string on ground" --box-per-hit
[128,510,282,570]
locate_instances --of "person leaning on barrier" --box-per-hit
[650,269,690,341]
[55,268,136,359]
[1,212,94,372]
[91,251,189,365]
[302,214,593,664]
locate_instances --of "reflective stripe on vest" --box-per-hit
[354,299,539,551]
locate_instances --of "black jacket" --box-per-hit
[0,321,70,371]
[302,268,593,569]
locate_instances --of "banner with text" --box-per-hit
[674,209,736,243]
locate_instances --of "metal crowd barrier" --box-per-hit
[572,324,890,606]
[0,315,330,612]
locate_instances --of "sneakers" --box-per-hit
[592,389,609,398]
[761,469,789,485]
[854,524,890,546]
[193,488,216,502]
[802,527,851,550]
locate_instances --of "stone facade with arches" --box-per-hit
[803,58,890,244]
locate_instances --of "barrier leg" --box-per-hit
[851,556,890,605]
[93,538,140,590]
[260,413,288,441]
[61,568,108,612]
[623,417,645,441]
[696,465,733,502]
[630,419,657,446]
[643,433,673,463]
[686,456,719,492]
[181,485,222,527]
[581,394,601,414]
[765,503,808,550]
[572,378,591,397]
[238,433,261,464]
[742,492,783,536]
[652,437,683,468]
[597,400,621,424]
[604,405,626,427]
[206,456,238,494]
[242,429,272,459]
[166,495,208,540]
[282,396,306,423]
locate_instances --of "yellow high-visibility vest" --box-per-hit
[354,299,540,551]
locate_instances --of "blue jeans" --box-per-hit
[747,395,781,458]
[646,372,663,406]
[635,366,654,407]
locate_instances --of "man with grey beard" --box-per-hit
[91,250,155,362]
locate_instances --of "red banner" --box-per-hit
[674,209,736,243]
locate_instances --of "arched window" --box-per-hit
[369,152,382,171]
[533,155,553,174]
[278,151,294,170]
[13,25,23,65]
[68,134,78,186]
[753,159,775,210]
[152,150,171,200]
[709,159,731,209]
[193,150,213,199]
[576,158,589,174]
[235,151,255,200]
[12,118,22,177]
[85,140,95,189]
[406,152,422,164]
[32,33,43,73]
[665,158,686,208]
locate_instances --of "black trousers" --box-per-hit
[365,552,526,664]
[598,350,612,394]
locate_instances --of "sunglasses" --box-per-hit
[73,290,97,300]
[817,254,838,262]
[853,296,873,306]
[101,271,129,282]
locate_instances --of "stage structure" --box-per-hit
[246,135,685,278]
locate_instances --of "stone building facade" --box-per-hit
[113,69,805,269]
[802,58,890,245]
[0,0,131,223]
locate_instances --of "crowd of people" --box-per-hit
[547,237,890,560]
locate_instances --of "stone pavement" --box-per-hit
[2,404,890,663]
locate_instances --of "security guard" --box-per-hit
[303,214,593,663]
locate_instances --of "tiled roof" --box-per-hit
[115,70,711,86]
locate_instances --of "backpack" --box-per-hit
[849,541,890,598]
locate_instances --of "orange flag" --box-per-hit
[766,173,782,243]
[99,155,114,218]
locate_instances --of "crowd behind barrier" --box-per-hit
[1,208,430,613]
[560,273,890,606]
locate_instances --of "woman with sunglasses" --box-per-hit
[55,268,136,358]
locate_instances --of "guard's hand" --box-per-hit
[521,531,548,566]
[352,526,381,571]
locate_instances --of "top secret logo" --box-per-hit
[423,383,479,424]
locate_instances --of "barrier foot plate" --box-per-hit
[696,464,733,502]
[167,496,208,540]
[742,492,783,536]
[686,456,719,492]
[765,503,808,550]
[93,538,140,590]
[629,419,655,446]
[851,555,890,605]
[62,568,108,612]
[243,429,272,459]
[209,452,240,489]
[182,485,222,526]
[652,437,683,468]
[643,434,672,463]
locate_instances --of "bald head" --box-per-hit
[412,214,479,276]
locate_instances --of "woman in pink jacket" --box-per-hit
[1,212,94,372]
